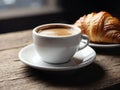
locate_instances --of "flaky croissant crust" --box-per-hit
[74,11,120,43]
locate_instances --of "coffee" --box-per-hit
[37,27,78,37]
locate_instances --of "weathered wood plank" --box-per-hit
[0,30,32,51]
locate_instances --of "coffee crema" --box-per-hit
[37,28,78,37]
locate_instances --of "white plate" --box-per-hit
[89,42,120,48]
[18,43,96,71]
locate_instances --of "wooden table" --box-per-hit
[0,30,120,90]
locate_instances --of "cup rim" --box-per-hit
[33,23,81,38]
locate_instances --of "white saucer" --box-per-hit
[89,42,120,48]
[18,44,96,71]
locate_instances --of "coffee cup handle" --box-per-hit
[78,34,89,50]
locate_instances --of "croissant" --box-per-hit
[74,11,120,43]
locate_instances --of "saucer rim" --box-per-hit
[89,42,120,48]
[19,44,96,71]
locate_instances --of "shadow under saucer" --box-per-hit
[24,62,105,86]
[91,46,120,56]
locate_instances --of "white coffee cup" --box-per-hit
[33,23,89,64]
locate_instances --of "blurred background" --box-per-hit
[0,0,120,33]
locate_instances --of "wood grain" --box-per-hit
[0,30,32,51]
[0,30,120,90]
